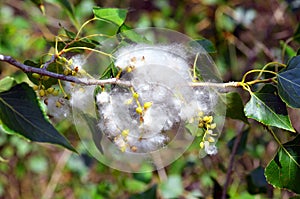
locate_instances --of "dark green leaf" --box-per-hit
[0,83,76,152]
[227,128,249,155]
[278,55,300,108]
[225,92,248,123]
[212,178,229,199]
[244,84,295,132]
[93,7,128,27]
[265,135,300,194]
[246,166,268,194]
[129,185,157,199]
[192,38,217,53]
[100,62,119,79]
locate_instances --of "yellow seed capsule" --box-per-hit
[55,101,62,108]
[125,98,133,105]
[131,146,137,152]
[133,92,139,99]
[71,71,76,76]
[63,69,71,76]
[52,89,59,96]
[121,129,129,137]
[39,89,45,97]
[198,111,204,117]
[143,102,152,109]
[32,73,40,79]
[208,137,215,143]
[120,145,126,152]
[136,107,143,114]
[47,87,54,93]
[199,142,204,149]
[203,116,213,123]
[198,122,204,128]
[126,66,132,73]
[210,123,217,129]
[42,76,50,81]
[33,85,39,90]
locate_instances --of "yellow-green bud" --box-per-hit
[39,89,45,97]
[32,73,41,79]
[47,87,54,93]
[136,107,143,114]
[210,123,217,129]
[143,102,152,109]
[52,89,59,96]
[42,76,50,81]
[33,85,39,90]
[55,101,61,108]
[133,92,139,99]
[199,142,204,149]
[203,116,213,123]
[121,129,129,137]
[63,69,71,76]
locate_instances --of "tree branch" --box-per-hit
[0,54,241,90]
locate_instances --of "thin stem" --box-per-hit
[75,17,97,40]
[256,62,286,80]
[241,69,278,84]
[63,47,114,59]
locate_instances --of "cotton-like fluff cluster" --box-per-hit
[97,44,218,154]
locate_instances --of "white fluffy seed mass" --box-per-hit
[97,44,218,153]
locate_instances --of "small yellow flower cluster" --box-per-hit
[113,129,138,152]
[197,113,218,155]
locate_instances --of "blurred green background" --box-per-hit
[1,0,300,198]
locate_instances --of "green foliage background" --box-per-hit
[1,0,300,198]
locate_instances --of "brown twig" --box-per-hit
[221,124,245,199]
[42,150,72,199]
[0,54,242,90]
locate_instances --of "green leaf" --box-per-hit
[125,178,147,193]
[93,7,128,27]
[0,77,16,92]
[100,62,119,79]
[265,135,300,194]
[117,24,150,44]
[159,175,183,198]
[193,38,217,53]
[244,84,295,132]
[0,83,76,152]
[225,92,248,123]
[129,185,157,199]
[278,56,300,108]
